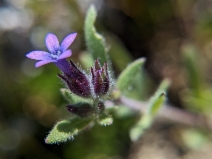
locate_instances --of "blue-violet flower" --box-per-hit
[26,32,77,73]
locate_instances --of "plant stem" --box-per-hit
[109,96,212,130]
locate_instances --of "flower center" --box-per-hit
[51,50,62,59]
[56,50,61,56]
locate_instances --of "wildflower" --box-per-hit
[26,33,77,73]
[58,60,91,97]
[91,60,110,96]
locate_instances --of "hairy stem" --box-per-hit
[110,96,212,130]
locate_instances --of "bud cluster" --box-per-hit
[58,59,111,117]
[58,59,111,98]
[91,60,109,96]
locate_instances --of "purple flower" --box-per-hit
[58,60,92,97]
[26,32,77,67]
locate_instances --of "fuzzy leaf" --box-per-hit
[97,113,113,126]
[147,79,170,116]
[116,58,146,92]
[130,79,170,142]
[148,93,165,115]
[45,117,92,144]
[114,105,135,118]
[106,34,133,71]
[84,5,108,65]
[130,115,152,141]
[79,52,94,68]
[60,88,92,104]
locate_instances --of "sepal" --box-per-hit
[66,103,94,118]
[58,60,91,97]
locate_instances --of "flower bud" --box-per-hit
[97,101,105,114]
[66,103,94,117]
[58,60,91,97]
[91,60,110,96]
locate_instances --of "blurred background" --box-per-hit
[1,0,212,158]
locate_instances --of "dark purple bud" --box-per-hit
[91,60,110,96]
[58,60,91,97]
[97,101,105,114]
[66,103,94,117]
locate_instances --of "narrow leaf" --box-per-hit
[84,5,108,65]
[116,58,146,92]
[130,79,170,142]
[130,115,152,141]
[147,79,170,116]
[106,34,133,71]
[45,117,92,144]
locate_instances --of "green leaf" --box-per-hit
[79,52,94,68]
[182,44,203,96]
[60,88,92,104]
[147,79,170,116]
[129,79,170,142]
[106,34,133,71]
[84,5,108,65]
[45,117,93,144]
[181,129,208,150]
[114,105,135,118]
[116,58,146,92]
[130,115,152,141]
[97,113,113,126]
[148,92,166,115]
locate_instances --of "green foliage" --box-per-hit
[116,58,146,97]
[130,79,170,141]
[182,89,212,114]
[182,129,209,150]
[182,44,203,96]
[45,117,93,144]
[148,93,165,115]
[114,105,136,118]
[106,34,133,71]
[84,5,108,65]
[181,44,212,114]
[97,113,113,126]
[130,115,152,141]
[79,52,94,68]
[147,79,170,116]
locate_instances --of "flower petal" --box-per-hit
[35,60,56,67]
[61,32,77,51]
[57,50,72,60]
[26,51,52,60]
[45,33,60,53]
